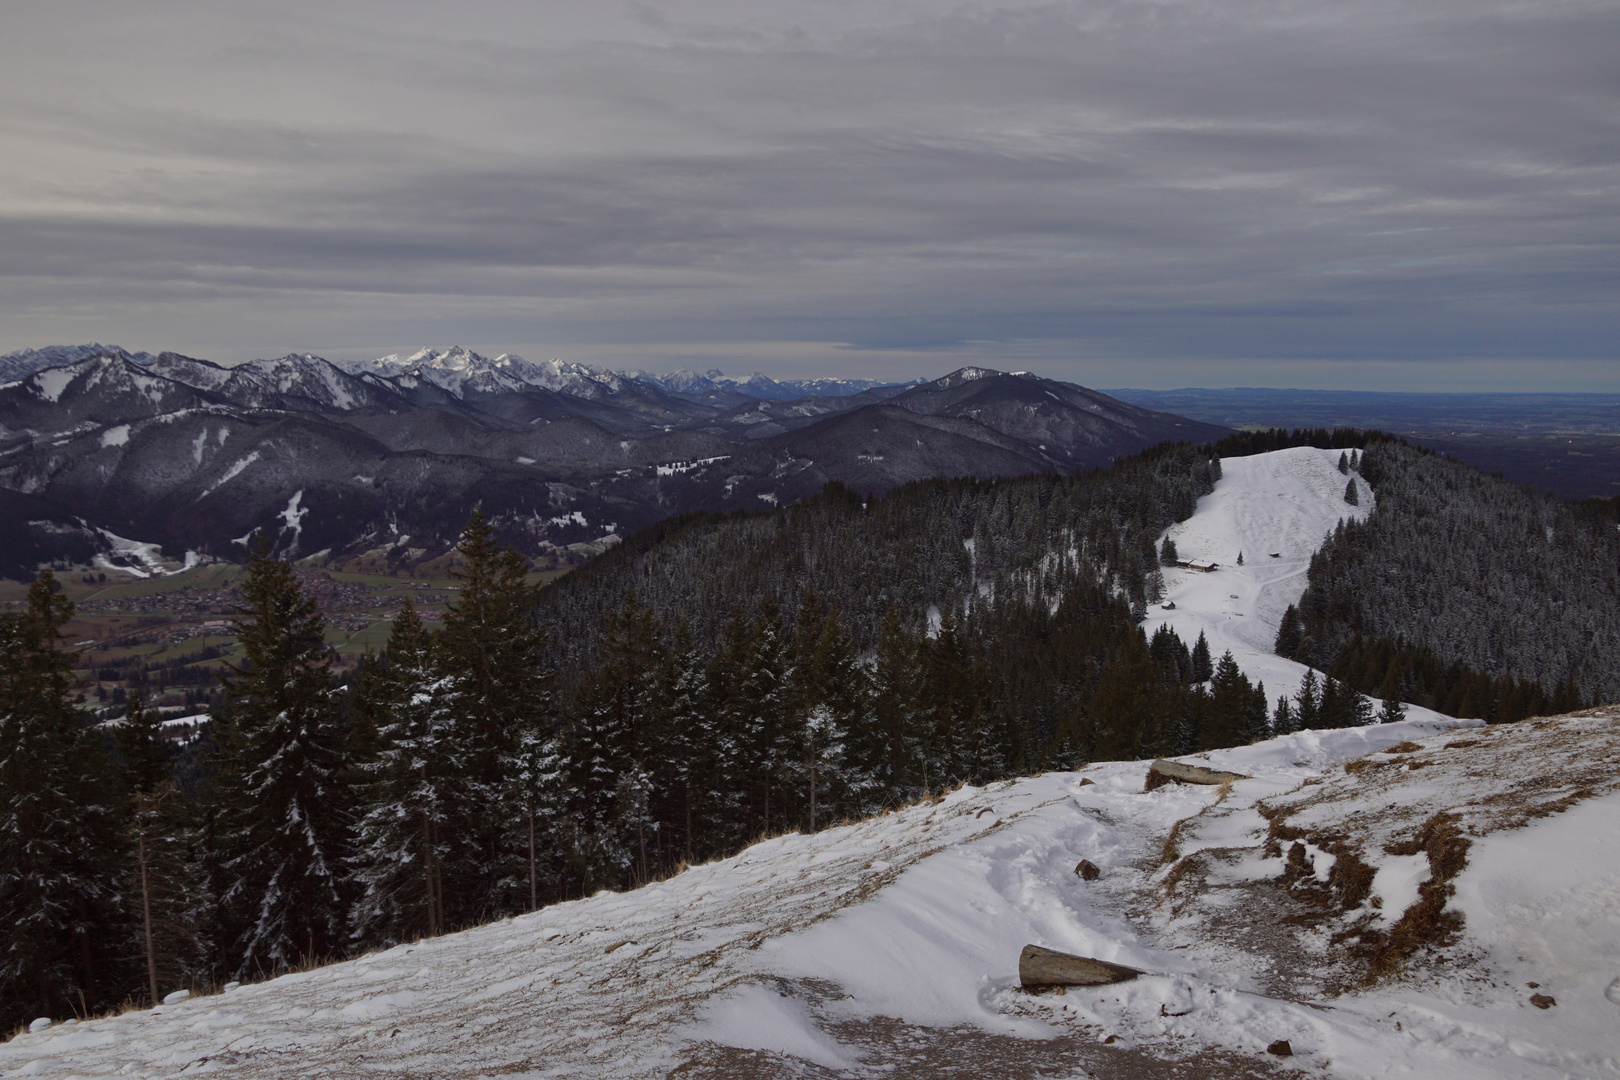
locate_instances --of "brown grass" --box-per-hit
[1364,813,1472,981]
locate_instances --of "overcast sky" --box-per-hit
[1,0,1615,389]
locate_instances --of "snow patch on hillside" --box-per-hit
[1145,446,1445,719]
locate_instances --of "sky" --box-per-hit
[1,0,1616,390]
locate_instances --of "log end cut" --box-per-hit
[1018,944,1144,988]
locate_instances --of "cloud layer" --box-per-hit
[2,0,1615,387]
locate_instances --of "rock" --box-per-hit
[1267,1039,1293,1056]
[162,989,191,1005]
[28,1017,51,1033]
[1075,859,1101,881]
[1530,993,1557,1009]
[1019,944,1143,988]
[1078,778,1095,786]
[1144,759,1252,791]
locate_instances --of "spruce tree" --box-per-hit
[1190,631,1214,683]
[868,608,923,805]
[1274,605,1304,659]
[1376,696,1407,725]
[215,540,349,976]
[349,600,459,945]
[1343,478,1359,506]
[1294,670,1322,730]
[436,512,549,924]
[1160,536,1179,566]
[0,572,124,1029]
[118,694,208,1007]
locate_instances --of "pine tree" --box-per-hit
[1160,536,1179,566]
[1190,631,1214,683]
[1343,478,1359,506]
[1376,696,1407,725]
[435,512,549,924]
[1338,451,1350,475]
[1272,695,1297,735]
[0,572,124,1029]
[1274,605,1304,658]
[119,694,208,1007]
[1294,670,1322,730]
[214,540,349,977]
[868,608,924,805]
[348,600,458,946]
[1203,652,1267,749]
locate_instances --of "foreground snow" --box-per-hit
[7,709,1618,1079]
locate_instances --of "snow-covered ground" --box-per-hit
[8,708,1618,1079]
[1147,446,1448,723]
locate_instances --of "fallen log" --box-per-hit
[1018,944,1144,988]
[1144,759,1251,791]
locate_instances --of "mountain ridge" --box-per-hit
[0,346,1227,576]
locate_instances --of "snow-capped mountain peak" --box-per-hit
[0,344,156,385]
[341,347,626,399]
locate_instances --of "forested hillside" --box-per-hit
[1280,439,1620,710]
[539,445,1218,667]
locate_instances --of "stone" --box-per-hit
[1075,859,1101,881]
[1267,1040,1293,1056]
[1144,759,1252,791]
[1019,944,1143,988]
[1530,993,1557,1009]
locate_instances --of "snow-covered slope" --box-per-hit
[8,709,1618,1079]
[1144,446,1441,718]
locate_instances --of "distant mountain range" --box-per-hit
[0,345,1226,576]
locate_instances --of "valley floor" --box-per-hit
[6,708,1618,1079]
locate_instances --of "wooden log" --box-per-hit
[1018,944,1144,988]
[1145,759,1251,791]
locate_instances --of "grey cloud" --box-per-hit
[0,0,1614,385]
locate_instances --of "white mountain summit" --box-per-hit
[341,346,629,400]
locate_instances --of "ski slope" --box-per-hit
[7,709,1620,1079]
[1147,446,1449,723]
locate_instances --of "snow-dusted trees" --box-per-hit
[349,600,457,945]
[214,539,350,977]
[435,512,550,924]
[0,572,124,1031]
[1291,439,1618,713]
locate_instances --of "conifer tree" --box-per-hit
[1203,651,1268,749]
[0,572,123,1029]
[1294,670,1322,730]
[1343,478,1359,506]
[1190,631,1214,683]
[1376,696,1407,725]
[435,512,549,924]
[868,608,923,805]
[119,694,208,1007]
[1160,536,1178,566]
[1274,605,1304,658]
[349,600,458,945]
[215,539,349,976]
[1272,695,1297,735]
[662,623,721,863]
